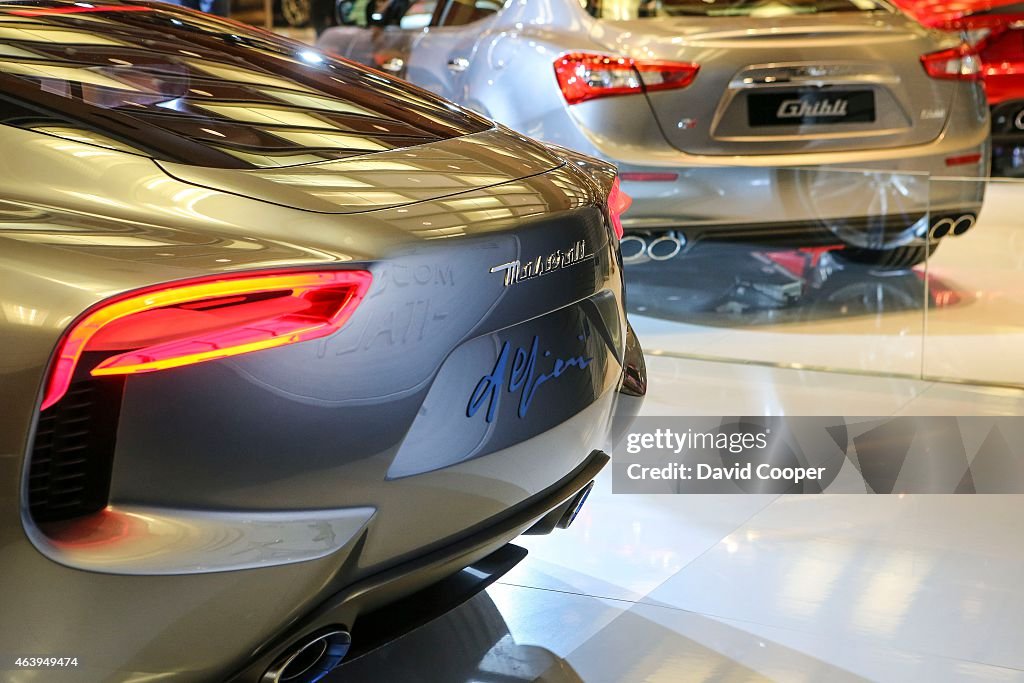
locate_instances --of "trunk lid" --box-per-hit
[156,128,564,213]
[590,13,958,155]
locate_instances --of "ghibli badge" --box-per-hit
[490,239,592,287]
[777,98,849,119]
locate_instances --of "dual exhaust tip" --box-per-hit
[621,231,687,264]
[929,213,976,239]
[263,628,351,683]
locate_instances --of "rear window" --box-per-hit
[588,0,886,19]
[0,1,490,168]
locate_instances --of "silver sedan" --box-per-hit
[320,0,990,267]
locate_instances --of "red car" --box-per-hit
[894,0,1024,174]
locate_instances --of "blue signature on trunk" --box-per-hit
[467,335,593,423]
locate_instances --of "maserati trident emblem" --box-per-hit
[777,98,849,119]
[490,239,592,287]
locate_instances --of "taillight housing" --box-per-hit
[554,52,699,105]
[40,269,372,411]
[921,44,983,80]
[608,177,632,240]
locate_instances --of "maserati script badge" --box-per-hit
[490,240,592,287]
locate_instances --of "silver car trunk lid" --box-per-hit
[589,13,958,155]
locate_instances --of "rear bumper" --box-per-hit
[618,139,989,235]
[2,324,645,683]
[225,450,610,683]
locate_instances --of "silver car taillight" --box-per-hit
[553,52,699,105]
[921,44,983,80]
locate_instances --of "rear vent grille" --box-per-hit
[29,379,123,523]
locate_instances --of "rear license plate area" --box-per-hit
[747,90,876,127]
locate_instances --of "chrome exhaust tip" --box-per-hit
[557,480,595,530]
[952,214,976,236]
[648,232,685,261]
[621,231,686,264]
[262,629,351,683]
[524,480,596,535]
[620,234,648,264]
[930,217,954,239]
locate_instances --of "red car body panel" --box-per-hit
[893,0,1024,106]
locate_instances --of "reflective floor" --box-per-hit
[332,359,1024,682]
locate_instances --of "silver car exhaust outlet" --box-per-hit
[648,233,685,261]
[952,214,976,235]
[930,217,955,239]
[620,234,649,264]
[621,232,687,264]
[262,629,352,683]
[929,215,975,239]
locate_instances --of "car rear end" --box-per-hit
[536,0,989,253]
[0,4,643,681]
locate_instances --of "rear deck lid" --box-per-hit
[589,3,961,155]
[156,129,564,213]
[0,1,564,210]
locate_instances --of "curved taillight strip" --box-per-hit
[41,269,372,411]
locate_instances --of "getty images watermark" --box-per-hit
[611,416,1024,494]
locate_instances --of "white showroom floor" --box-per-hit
[330,179,1024,682]
[330,357,1024,683]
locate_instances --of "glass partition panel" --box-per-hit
[923,176,1024,387]
[626,166,932,377]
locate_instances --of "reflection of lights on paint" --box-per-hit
[726,540,739,554]
[1,303,47,327]
[200,128,225,138]
[371,12,383,19]
[298,50,324,64]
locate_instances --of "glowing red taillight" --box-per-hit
[40,269,372,411]
[608,177,632,240]
[921,44,983,80]
[554,52,699,105]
